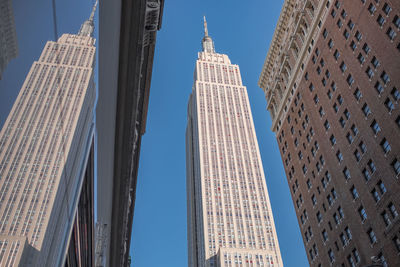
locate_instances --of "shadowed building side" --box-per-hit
[96,0,164,266]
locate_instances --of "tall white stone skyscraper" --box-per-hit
[0,0,18,79]
[186,17,283,267]
[0,2,97,266]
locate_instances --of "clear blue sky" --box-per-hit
[0,1,308,266]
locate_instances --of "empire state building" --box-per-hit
[0,2,97,266]
[186,18,283,267]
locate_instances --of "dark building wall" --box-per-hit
[65,139,95,267]
[275,0,400,266]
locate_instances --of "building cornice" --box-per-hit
[258,0,329,132]
[258,0,296,90]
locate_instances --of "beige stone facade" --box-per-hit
[186,19,283,267]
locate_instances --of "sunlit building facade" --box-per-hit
[0,4,97,266]
[186,18,283,267]
[259,0,400,266]
[0,0,18,79]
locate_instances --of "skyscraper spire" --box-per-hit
[203,16,208,37]
[78,0,98,37]
[201,16,215,53]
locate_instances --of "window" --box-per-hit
[377,253,388,267]
[392,159,400,175]
[378,180,387,194]
[345,227,352,240]
[368,3,376,14]
[355,31,362,41]
[387,27,396,40]
[368,160,376,173]
[377,14,385,26]
[394,236,400,252]
[384,98,394,112]
[389,202,399,218]
[381,71,390,84]
[346,133,353,144]
[307,179,312,189]
[394,15,400,29]
[328,249,335,263]
[367,228,377,244]
[351,186,359,199]
[371,120,381,134]
[362,43,370,54]
[350,40,357,50]
[334,49,340,60]
[354,150,361,162]
[354,88,362,100]
[347,74,354,85]
[375,81,384,94]
[330,135,336,145]
[362,103,371,116]
[366,66,374,79]
[357,53,365,64]
[312,195,317,206]
[325,70,331,78]
[327,90,333,99]
[309,83,314,92]
[344,109,350,119]
[336,151,343,162]
[314,95,319,104]
[380,138,391,154]
[340,61,347,72]
[333,103,339,113]
[351,124,359,135]
[392,87,400,101]
[359,206,367,221]
[353,249,360,264]
[317,211,322,223]
[371,56,380,68]
[343,29,350,39]
[322,229,328,242]
[319,107,325,117]
[332,189,337,199]
[343,167,351,179]
[322,178,327,189]
[331,81,337,91]
[372,188,381,202]
[382,210,391,226]
[348,20,354,30]
[333,212,340,224]
[341,9,347,18]
[363,168,372,181]
[337,19,343,28]
[340,233,347,246]
[359,141,367,154]
[328,39,334,48]
[324,120,330,130]
[302,165,307,174]
[383,3,392,15]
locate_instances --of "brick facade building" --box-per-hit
[259,0,400,266]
